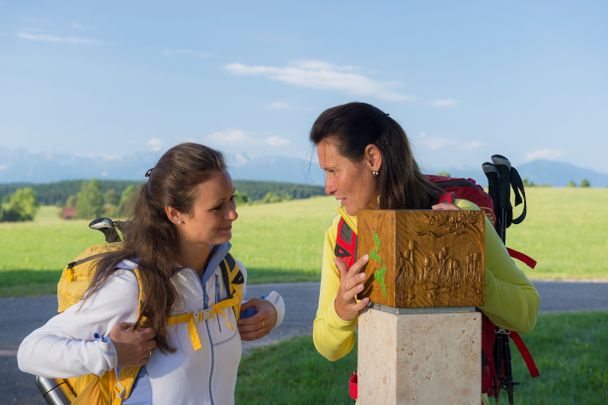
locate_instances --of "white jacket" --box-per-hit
[18,251,285,405]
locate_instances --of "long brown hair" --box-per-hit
[310,102,441,209]
[87,143,226,352]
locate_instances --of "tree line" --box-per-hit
[0,179,324,222]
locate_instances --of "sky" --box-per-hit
[1,0,607,174]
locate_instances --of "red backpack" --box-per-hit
[340,174,539,404]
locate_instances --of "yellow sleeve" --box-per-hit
[457,199,540,333]
[312,215,358,361]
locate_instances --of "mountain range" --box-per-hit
[1,147,607,187]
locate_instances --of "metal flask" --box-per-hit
[35,376,70,405]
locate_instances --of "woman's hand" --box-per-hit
[432,202,460,211]
[334,255,370,321]
[238,299,277,341]
[108,322,157,367]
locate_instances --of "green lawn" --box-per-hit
[236,311,608,404]
[0,188,607,296]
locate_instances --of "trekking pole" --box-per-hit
[89,217,121,243]
[490,154,518,404]
[490,154,512,243]
[482,162,499,226]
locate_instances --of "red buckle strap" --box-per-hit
[510,332,540,378]
[438,192,456,205]
[506,247,537,269]
[349,371,358,400]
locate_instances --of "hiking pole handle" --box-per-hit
[491,154,512,242]
[490,154,511,209]
[482,162,499,228]
[89,217,122,243]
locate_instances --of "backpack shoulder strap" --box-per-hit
[219,252,244,320]
[335,217,357,268]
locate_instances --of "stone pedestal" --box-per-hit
[358,307,481,404]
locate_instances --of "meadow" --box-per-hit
[236,311,608,404]
[0,187,607,296]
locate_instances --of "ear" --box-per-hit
[364,144,383,172]
[164,206,183,225]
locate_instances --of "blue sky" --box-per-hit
[1,0,607,174]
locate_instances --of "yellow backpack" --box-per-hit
[42,235,244,404]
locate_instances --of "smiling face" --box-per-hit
[317,137,380,216]
[175,170,238,247]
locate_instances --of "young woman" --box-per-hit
[18,143,285,404]
[309,102,539,361]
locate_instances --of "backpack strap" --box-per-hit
[164,252,244,352]
[335,217,357,269]
[506,247,537,269]
[510,332,540,378]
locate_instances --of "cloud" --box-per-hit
[147,138,163,152]
[162,48,211,58]
[417,132,482,151]
[202,129,292,153]
[203,129,250,145]
[0,163,8,171]
[429,99,457,108]
[225,60,412,101]
[265,136,290,146]
[266,101,290,110]
[463,141,482,151]
[17,32,100,45]
[524,149,563,161]
[417,132,451,150]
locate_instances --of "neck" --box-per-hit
[178,242,213,276]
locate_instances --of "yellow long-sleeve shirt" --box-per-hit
[312,200,540,361]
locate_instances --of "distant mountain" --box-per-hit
[0,147,324,185]
[517,160,608,187]
[1,147,606,187]
[426,160,608,188]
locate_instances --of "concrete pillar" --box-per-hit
[357,306,481,404]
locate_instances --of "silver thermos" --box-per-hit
[35,376,70,405]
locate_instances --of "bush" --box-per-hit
[0,187,39,222]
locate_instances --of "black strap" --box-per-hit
[509,167,527,225]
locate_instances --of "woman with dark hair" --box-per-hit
[310,102,539,361]
[18,143,285,404]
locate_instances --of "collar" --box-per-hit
[200,242,231,285]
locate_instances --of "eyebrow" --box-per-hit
[212,187,236,206]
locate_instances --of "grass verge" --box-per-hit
[237,311,608,404]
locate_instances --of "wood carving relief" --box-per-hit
[357,210,485,308]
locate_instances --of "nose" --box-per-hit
[325,173,336,195]
[324,175,336,196]
[227,201,238,221]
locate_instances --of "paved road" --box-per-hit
[1,280,607,404]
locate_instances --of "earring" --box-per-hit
[176,220,183,225]
[372,170,379,177]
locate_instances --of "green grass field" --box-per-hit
[236,311,608,404]
[0,188,606,296]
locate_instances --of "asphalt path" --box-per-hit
[1,280,607,404]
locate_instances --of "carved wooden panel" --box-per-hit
[357,210,484,308]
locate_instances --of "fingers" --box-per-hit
[340,280,364,302]
[240,299,256,311]
[432,202,460,211]
[347,255,369,276]
[334,257,348,278]
[238,302,277,341]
